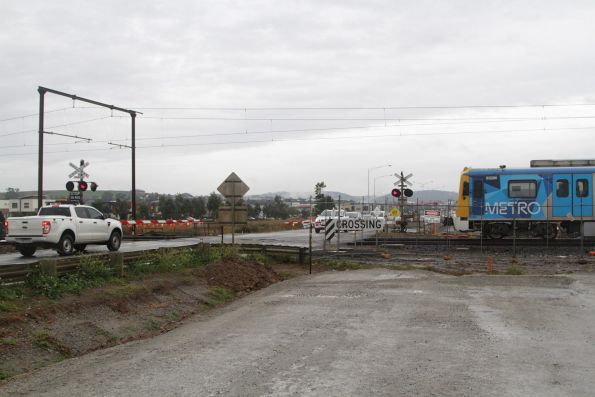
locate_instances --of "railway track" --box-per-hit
[358,236,595,248]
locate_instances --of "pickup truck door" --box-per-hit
[85,207,109,241]
[74,207,94,243]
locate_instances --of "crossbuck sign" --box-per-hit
[325,218,385,240]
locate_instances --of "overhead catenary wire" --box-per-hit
[0,107,75,123]
[0,115,114,138]
[1,121,594,151]
[0,124,592,157]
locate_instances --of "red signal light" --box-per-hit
[391,188,401,198]
[78,181,88,191]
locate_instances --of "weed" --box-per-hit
[505,264,525,275]
[167,311,182,322]
[26,271,62,299]
[207,287,235,305]
[79,256,113,282]
[320,259,363,271]
[32,330,52,349]
[0,301,18,312]
[145,319,161,331]
[248,253,272,267]
[0,285,23,301]
[0,337,17,346]
[0,368,15,381]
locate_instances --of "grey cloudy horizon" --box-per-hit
[1,1,595,198]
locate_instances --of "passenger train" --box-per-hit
[455,160,595,239]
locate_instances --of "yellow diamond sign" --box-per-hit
[390,207,400,218]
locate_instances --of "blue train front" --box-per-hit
[455,160,595,238]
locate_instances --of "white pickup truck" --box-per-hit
[314,209,345,233]
[4,204,123,257]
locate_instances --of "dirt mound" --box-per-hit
[203,259,281,293]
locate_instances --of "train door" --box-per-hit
[552,174,571,217]
[572,174,593,217]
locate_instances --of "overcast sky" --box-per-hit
[1,1,595,198]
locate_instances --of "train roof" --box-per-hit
[464,167,595,176]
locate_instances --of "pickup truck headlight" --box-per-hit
[42,220,51,234]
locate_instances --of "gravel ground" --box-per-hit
[2,269,595,396]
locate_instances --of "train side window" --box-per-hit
[508,180,536,198]
[556,179,569,197]
[462,181,469,196]
[576,179,589,197]
[472,180,483,199]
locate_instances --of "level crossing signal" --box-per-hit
[66,181,98,192]
[391,188,413,198]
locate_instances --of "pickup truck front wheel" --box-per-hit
[107,231,122,251]
[17,244,36,257]
[57,234,75,256]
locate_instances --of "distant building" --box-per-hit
[0,196,54,216]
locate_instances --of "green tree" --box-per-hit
[160,197,177,219]
[191,197,206,218]
[314,181,334,214]
[248,203,262,218]
[115,199,129,219]
[139,203,150,219]
[263,195,294,219]
[206,192,223,218]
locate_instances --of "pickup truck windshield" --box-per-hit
[39,207,72,217]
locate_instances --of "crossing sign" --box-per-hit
[69,160,90,180]
[394,172,413,187]
[325,218,338,241]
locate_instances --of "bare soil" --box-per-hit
[0,258,285,381]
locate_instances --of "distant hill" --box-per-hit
[246,189,458,203]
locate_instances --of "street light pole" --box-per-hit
[367,164,391,213]
[374,174,393,209]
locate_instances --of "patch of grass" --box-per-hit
[0,368,16,381]
[207,287,235,305]
[0,337,17,346]
[32,330,52,349]
[0,301,18,312]
[0,285,23,301]
[144,319,161,331]
[505,264,525,275]
[24,257,113,299]
[320,259,363,271]
[248,253,272,267]
[167,311,182,322]
[128,246,241,277]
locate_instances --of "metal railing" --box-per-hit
[0,243,309,284]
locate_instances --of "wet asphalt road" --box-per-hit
[2,269,594,396]
[0,229,375,266]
